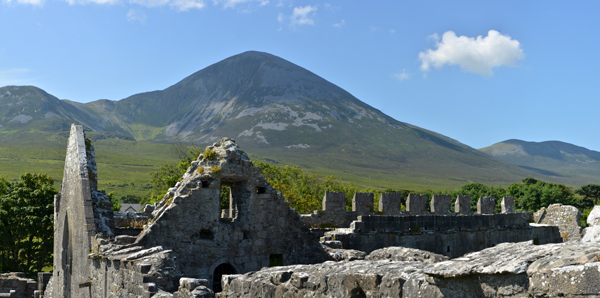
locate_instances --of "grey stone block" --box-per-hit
[477,197,495,214]
[407,194,427,215]
[352,192,374,215]
[431,195,451,214]
[501,196,515,213]
[378,192,402,215]
[455,195,472,214]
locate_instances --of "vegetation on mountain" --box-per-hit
[0,173,56,277]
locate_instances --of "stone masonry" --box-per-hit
[378,193,402,215]
[501,196,515,213]
[406,193,427,215]
[477,196,495,214]
[351,193,373,215]
[430,194,451,215]
[455,195,472,214]
[533,203,583,241]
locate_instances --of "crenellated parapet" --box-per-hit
[299,191,520,229]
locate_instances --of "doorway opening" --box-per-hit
[213,263,237,292]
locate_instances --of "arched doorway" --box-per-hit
[213,263,237,292]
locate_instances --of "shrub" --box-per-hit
[203,148,217,160]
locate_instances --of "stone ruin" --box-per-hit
[5,123,597,297]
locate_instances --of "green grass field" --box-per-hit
[0,134,588,201]
[0,139,179,199]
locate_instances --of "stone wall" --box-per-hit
[130,138,329,291]
[324,212,562,257]
[0,273,37,298]
[52,124,98,298]
[533,203,583,241]
[300,193,523,229]
[217,241,600,298]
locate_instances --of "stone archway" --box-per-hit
[212,263,237,292]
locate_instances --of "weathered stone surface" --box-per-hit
[527,242,600,297]
[533,203,583,241]
[322,191,345,212]
[501,196,514,213]
[378,193,402,215]
[352,192,373,215]
[406,193,427,215]
[218,241,600,298]
[454,195,471,214]
[430,195,451,215]
[424,241,565,278]
[477,196,495,214]
[327,213,559,257]
[582,225,600,242]
[0,273,37,298]
[587,205,600,226]
[53,124,110,298]
[420,241,600,298]
[365,247,449,263]
[326,249,366,262]
[216,260,430,298]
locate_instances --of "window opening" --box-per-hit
[269,254,283,267]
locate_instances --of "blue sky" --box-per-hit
[1,1,599,151]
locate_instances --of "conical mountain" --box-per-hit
[0,51,553,188]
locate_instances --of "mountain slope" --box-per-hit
[480,140,600,184]
[0,51,579,189]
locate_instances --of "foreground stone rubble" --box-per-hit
[219,241,600,298]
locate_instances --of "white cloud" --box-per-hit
[212,0,265,9]
[127,9,146,22]
[419,30,524,76]
[65,0,120,5]
[324,3,339,12]
[172,0,204,10]
[333,19,345,28]
[388,29,395,34]
[3,0,44,5]
[129,0,168,7]
[0,68,33,86]
[291,5,316,26]
[394,69,410,81]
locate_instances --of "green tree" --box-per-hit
[507,178,575,212]
[454,183,506,212]
[142,147,201,205]
[0,174,57,277]
[254,160,357,214]
[575,184,600,203]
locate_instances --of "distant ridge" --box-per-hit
[480,139,600,184]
